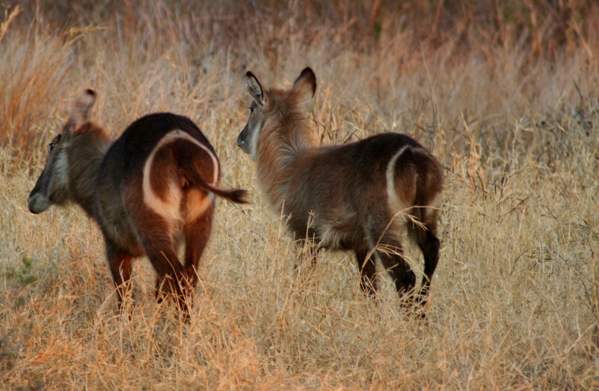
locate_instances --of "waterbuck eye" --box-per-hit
[249,106,254,113]
[48,134,61,153]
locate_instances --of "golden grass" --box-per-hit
[1,1,598,389]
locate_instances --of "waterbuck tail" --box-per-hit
[152,119,251,206]
[195,176,249,204]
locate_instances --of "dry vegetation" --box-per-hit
[1,0,599,389]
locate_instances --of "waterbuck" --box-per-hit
[237,68,443,309]
[28,89,248,314]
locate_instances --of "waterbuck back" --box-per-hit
[237,68,444,311]
[28,89,248,315]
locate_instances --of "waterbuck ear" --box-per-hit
[246,72,266,106]
[292,67,316,108]
[69,89,97,131]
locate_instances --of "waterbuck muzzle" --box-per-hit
[238,72,268,160]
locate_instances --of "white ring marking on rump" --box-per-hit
[386,145,409,214]
[142,130,220,221]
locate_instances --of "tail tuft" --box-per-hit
[216,188,250,204]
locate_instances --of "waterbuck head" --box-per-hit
[237,67,317,160]
[28,89,97,214]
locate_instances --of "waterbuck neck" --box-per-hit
[67,126,112,218]
[256,110,318,209]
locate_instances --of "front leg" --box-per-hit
[293,238,319,271]
[355,249,378,298]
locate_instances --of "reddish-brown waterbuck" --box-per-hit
[28,89,248,314]
[237,68,443,309]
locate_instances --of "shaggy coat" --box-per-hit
[237,68,443,307]
[28,90,248,313]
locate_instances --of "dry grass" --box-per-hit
[1,1,599,389]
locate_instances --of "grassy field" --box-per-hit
[1,1,599,389]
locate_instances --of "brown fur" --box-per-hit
[237,68,444,310]
[28,89,248,317]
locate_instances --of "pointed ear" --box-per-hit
[69,89,97,131]
[246,71,266,106]
[292,67,316,107]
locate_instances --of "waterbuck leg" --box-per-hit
[417,228,440,307]
[183,209,213,289]
[306,244,319,269]
[376,241,416,307]
[293,239,319,271]
[355,249,378,298]
[105,243,134,310]
[139,235,189,314]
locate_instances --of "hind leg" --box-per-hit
[370,223,416,297]
[415,225,440,307]
[105,241,134,310]
[376,242,417,304]
[146,245,187,305]
[133,223,189,314]
[183,208,214,290]
[367,217,416,307]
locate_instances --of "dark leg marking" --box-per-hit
[355,249,378,298]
